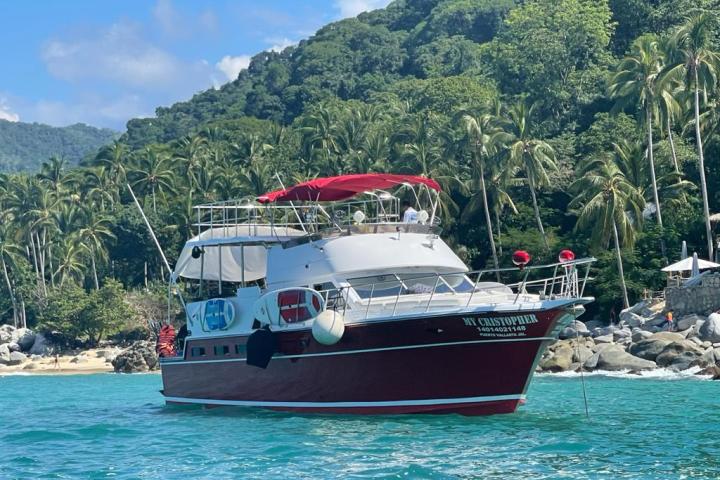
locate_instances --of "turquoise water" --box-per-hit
[1,372,718,479]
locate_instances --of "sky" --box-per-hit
[0,0,391,131]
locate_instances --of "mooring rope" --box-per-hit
[572,309,590,419]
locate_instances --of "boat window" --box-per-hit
[235,344,247,355]
[214,345,230,356]
[348,273,475,299]
[190,346,206,357]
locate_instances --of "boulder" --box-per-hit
[613,328,632,342]
[697,365,720,379]
[655,341,705,370]
[691,349,717,370]
[559,320,590,339]
[0,343,10,364]
[12,328,36,352]
[7,351,27,366]
[7,342,20,352]
[28,333,50,356]
[539,346,574,372]
[651,332,685,342]
[592,342,615,354]
[596,345,656,371]
[632,329,653,343]
[23,362,38,370]
[594,334,614,344]
[676,314,706,331]
[573,345,594,363]
[698,313,720,343]
[111,341,159,373]
[0,326,11,343]
[584,320,604,331]
[584,352,600,369]
[629,337,675,361]
[70,356,88,364]
[621,312,647,328]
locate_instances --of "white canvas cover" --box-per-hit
[174,226,305,282]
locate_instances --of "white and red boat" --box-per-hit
[159,173,594,415]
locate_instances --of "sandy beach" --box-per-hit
[0,349,117,375]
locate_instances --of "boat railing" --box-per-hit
[192,196,437,239]
[318,258,596,321]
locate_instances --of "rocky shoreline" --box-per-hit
[0,324,159,374]
[538,300,720,378]
[4,300,720,378]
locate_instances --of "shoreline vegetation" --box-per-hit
[3,2,720,356]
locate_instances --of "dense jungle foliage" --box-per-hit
[3,0,720,341]
[0,120,117,172]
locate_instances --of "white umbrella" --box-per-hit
[661,256,720,272]
[681,240,687,260]
[691,252,700,278]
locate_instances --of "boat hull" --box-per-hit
[160,307,573,415]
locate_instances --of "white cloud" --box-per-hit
[0,97,19,122]
[42,22,182,88]
[25,94,150,128]
[215,55,251,82]
[334,0,391,18]
[153,0,180,35]
[268,37,296,53]
[41,21,216,94]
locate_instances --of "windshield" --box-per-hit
[347,272,474,299]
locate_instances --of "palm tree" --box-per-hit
[129,148,176,213]
[505,100,557,249]
[662,13,720,259]
[0,223,24,327]
[173,135,208,191]
[462,113,507,279]
[609,35,666,259]
[570,157,646,308]
[300,107,342,175]
[612,140,693,209]
[78,214,116,290]
[95,141,130,201]
[54,236,87,287]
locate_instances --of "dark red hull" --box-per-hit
[161,308,572,415]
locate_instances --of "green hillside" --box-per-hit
[0,120,118,172]
[2,0,720,333]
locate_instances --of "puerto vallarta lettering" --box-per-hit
[463,315,538,337]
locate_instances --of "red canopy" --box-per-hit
[257,174,441,203]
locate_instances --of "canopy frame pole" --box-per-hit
[275,173,307,233]
[218,245,223,296]
[240,245,245,288]
[199,249,204,298]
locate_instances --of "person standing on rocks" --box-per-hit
[665,311,674,332]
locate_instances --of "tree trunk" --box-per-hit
[29,232,40,282]
[35,232,47,297]
[152,185,157,214]
[694,69,714,260]
[479,162,501,282]
[495,209,503,256]
[646,108,667,264]
[91,253,99,290]
[527,175,549,249]
[667,116,679,173]
[1,256,18,328]
[613,221,630,309]
[20,300,26,329]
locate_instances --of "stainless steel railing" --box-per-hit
[314,258,596,321]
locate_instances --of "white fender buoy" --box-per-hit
[312,310,345,345]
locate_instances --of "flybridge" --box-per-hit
[190,173,442,241]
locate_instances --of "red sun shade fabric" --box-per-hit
[257,173,441,203]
